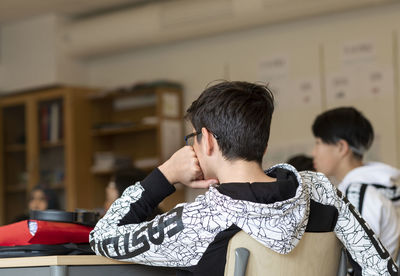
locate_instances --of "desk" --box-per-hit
[0,255,176,276]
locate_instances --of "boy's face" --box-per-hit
[29,190,48,211]
[191,128,215,180]
[312,137,341,178]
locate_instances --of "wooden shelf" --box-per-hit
[87,89,153,100]
[5,144,26,153]
[6,185,27,193]
[0,86,95,225]
[88,85,183,210]
[40,140,64,148]
[87,82,181,101]
[50,183,65,190]
[91,124,157,137]
[91,169,114,176]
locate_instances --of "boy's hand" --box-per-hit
[158,146,218,189]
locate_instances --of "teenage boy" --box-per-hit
[90,82,397,276]
[312,106,400,258]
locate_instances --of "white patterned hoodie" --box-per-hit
[90,164,398,276]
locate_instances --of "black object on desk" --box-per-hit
[29,210,100,227]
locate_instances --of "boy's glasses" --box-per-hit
[184,130,219,146]
[184,132,201,146]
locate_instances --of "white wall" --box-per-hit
[0,15,58,92]
[0,14,87,93]
[87,2,400,169]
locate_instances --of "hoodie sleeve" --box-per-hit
[89,169,227,267]
[301,171,398,276]
[349,185,400,257]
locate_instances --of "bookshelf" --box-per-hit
[0,86,94,225]
[88,82,185,212]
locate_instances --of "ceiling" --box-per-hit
[0,0,154,24]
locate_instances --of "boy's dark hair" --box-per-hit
[186,81,274,164]
[312,107,374,160]
[286,154,315,171]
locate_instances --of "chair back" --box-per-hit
[224,231,342,276]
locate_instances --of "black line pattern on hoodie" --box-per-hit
[90,164,397,275]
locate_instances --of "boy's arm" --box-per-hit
[90,146,219,267]
[303,171,398,276]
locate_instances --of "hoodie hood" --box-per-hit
[340,162,400,192]
[203,163,310,254]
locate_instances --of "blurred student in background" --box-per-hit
[14,185,60,222]
[311,106,400,258]
[104,167,161,219]
[286,154,315,171]
[29,185,60,211]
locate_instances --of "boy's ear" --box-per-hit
[337,139,351,157]
[201,127,214,156]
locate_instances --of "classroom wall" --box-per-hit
[0,15,58,92]
[0,15,87,92]
[86,2,400,173]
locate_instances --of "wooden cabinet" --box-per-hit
[88,83,185,212]
[0,86,93,225]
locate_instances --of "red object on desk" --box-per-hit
[0,220,93,246]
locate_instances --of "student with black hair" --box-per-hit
[104,167,162,219]
[90,82,397,276]
[104,167,147,212]
[29,185,60,211]
[286,154,315,171]
[312,107,400,258]
[14,185,60,222]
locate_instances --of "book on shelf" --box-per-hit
[40,102,62,143]
[49,103,59,143]
[40,105,49,142]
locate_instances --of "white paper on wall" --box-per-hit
[291,77,322,107]
[327,40,393,103]
[326,65,393,105]
[341,40,376,65]
[257,54,291,109]
[326,72,354,102]
[268,79,291,109]
[258,54,289,79]
[363,66,393,98]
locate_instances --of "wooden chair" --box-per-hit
[224,231,345,276]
